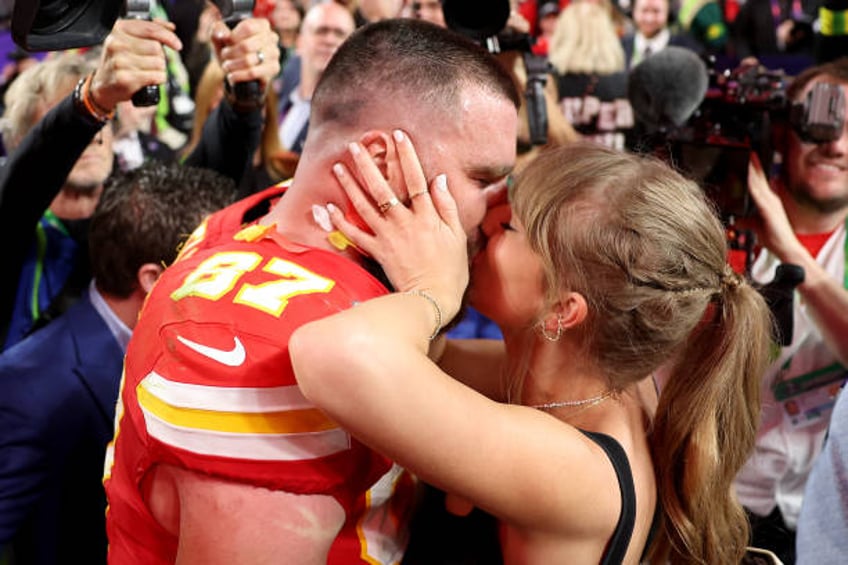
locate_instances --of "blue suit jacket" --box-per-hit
[0,293,123,564]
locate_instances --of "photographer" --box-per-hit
[0,16,279,350]
[733,57,848,564]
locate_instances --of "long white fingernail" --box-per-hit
[393,130,404,142]
[326,202,337,214]
[348,142,360,156]
[435,174,447,192]
[332,163,344,176]
[312,204,333,232]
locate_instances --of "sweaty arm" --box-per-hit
[147,464,344,565]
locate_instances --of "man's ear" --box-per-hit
[358,130,405,198]
[137,263,164,295]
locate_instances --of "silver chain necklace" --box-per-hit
[529,389,615,411]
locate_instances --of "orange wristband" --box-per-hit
[76,73,114,123]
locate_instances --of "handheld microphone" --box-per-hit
[627,47,709,131]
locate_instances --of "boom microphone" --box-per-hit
[627,47,709,131]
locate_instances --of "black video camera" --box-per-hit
[442,0,549,147]
[11,0,259,111]
[661,61,845,224]
[632,57,844,345]
[669,62,845,346]
[11,0,254,51]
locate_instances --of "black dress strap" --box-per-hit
[580,430,637,565]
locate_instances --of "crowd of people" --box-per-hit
[0,1,846,564]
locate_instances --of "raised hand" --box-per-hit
[747,151,805,261]
[212,17,281,95]
[90,18,183,113]
[327,130,469,320]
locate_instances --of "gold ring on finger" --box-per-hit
[378,196,400,214]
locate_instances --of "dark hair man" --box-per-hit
[104,18,520,564]
[0,162,236,564]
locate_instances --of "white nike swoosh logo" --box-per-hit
[177,335,247,367]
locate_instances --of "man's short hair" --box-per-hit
[787,56,848,102]
[311,18,520,128]
[89,161,237,298]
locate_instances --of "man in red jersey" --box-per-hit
[103,18,519,564]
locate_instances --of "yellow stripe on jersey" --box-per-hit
[137,371,351,461]
[138,385,338,434]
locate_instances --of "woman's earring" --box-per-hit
[540,314,564,342]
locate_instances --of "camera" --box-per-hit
[629,54,845,345]
[11,0,255,51]
[653,61,845,224]
[442,0,550,146]
[11,1,259,115]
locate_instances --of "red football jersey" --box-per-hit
[104,186,415,564]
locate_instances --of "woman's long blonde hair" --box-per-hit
[548,2,625,76]
[512,143,772,564]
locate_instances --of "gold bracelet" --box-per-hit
[405,290,443,341]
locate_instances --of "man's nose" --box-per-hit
[481,204,512,237]
[483,179,509,208]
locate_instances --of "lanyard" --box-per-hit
[31,211,69,320]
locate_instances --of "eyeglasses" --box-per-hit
[307,25,351,40]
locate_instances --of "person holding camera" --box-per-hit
[0,15,280,351]
[733,57,848,565]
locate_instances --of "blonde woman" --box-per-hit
[548,1,634,149]
[290,139,773,563]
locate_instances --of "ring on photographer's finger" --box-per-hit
[378,196,400,214]
[409,189,429,199]
[256,50,265,65]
